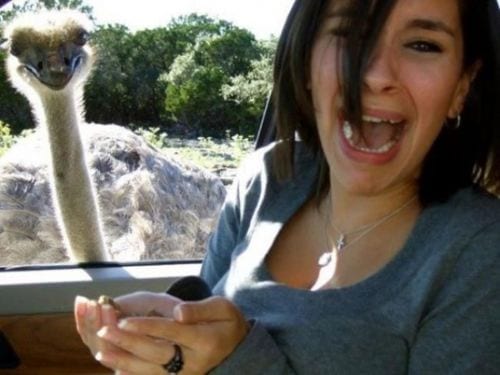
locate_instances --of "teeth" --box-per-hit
[362,115,383,123]
[343,120,354,140]
[362,115,401,125]
[342,120,397,154]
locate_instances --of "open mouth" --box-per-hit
[22,64,40,79]
[342,114,406,155]
[71,55,83,71]
[23,65,71,90]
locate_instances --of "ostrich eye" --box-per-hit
[75,30,89,46]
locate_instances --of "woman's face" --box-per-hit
[310,0,474,197]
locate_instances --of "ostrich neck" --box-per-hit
[41,92,83,162]
[39,91,108,262]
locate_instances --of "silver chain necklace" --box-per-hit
[318,194,418,267]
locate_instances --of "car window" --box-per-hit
[0,0,293,268]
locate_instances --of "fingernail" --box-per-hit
[118,319,131,330]
[97,326,108,338]
[95,351,114,366]
[75,295,88,304]
[173,305,184,322]
[75,296,88,316]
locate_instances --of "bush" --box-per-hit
[0,121,16,157]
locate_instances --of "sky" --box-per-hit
[85,0,500,40]
[4,0,499,38]
[84,0,295,39]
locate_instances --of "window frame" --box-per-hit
[0,261,202,314]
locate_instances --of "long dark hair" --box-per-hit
[272,0,500,205]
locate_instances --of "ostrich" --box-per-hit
[0,10,226,265]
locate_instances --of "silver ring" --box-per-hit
[163,344,184,374]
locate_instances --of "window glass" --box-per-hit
[0,0,293,267]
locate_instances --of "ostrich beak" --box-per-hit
[25,49,83,90]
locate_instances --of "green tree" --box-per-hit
[0,49,33,134]
[221,38,277,122]
[85,14,234,130]
[0,5,274,138]
[193,27,260,77]
[84,25,134,125]
[163,26,265,137]
[165,49,228,135]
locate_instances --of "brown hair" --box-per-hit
[272,0,500,204]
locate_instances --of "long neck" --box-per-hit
[39,90,108,263]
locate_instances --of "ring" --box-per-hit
[163,344,184,374]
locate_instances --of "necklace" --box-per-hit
[318,194,418,267]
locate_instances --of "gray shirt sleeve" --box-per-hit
[209,320,297,375]
[201,154,298,374]
[409,221,500,374]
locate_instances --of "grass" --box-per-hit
[0,123,255,180]
[136,128,254,179]
[0,121,17,156]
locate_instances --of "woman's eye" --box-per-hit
[406,41,442,53]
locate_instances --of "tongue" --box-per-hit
[355,121,400,150]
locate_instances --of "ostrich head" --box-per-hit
[2,9,94,97]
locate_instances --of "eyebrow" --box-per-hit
[406,18,456,37]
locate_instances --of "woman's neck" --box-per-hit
[325,179,421,235]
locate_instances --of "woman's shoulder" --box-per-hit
[420,187,500,257]
[444,187,500,228]
[404,188,500,310]
[234,140,318,191]
[409,188,499,267]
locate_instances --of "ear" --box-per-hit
[447,60,482,118]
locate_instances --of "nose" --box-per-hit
[363,43,399,94]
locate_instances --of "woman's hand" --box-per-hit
[93,296,250,375]
[74,291,183,371]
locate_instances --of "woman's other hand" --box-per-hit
[94,296,250,375]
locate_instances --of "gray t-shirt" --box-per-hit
[201,142,500,374]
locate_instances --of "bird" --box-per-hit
[0,9,226,265]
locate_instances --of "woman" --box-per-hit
[75,0,500,373]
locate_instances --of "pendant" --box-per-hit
[336,234,346,251]
[318,252,332,267]
[312,253,336,290]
